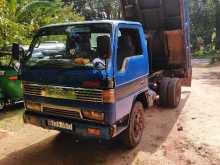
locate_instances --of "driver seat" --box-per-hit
[96,35,111,59]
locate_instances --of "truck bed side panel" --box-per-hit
[121,0,191,86]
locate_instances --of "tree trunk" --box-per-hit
[215,1,220,49]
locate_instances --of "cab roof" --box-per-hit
[40,20,142,30]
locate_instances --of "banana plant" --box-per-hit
[0,0,83,47]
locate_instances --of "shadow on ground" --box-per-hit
[0,92,190,165]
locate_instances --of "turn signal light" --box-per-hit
[8,76,18,81]
[82,110,104,121]
[87,128,101,136]
[102,89,115,103]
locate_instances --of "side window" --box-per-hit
[117,28,143,71]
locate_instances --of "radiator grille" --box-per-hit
[23,82,42,96]
[74,89,103,103]
[43,107,82,119]
[23,82,103,103]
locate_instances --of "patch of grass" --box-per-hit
[192,49,219,58]
[192,49,220,65]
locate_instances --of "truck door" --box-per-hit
[114,24,149,121]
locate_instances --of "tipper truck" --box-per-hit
[12,0,191,148]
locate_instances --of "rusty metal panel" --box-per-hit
[181,68,192,86]
[121,0,183,31]
[121,0,192,85]
[164,30,185,65]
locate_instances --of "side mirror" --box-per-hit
[12,43,20,60]
[12,43,24,61]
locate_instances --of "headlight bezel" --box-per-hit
[82,109,105,122]
[25,100,42,112]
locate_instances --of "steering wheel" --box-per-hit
[93,59,105,69]
[95,61,105,67]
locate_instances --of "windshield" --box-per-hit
[27,23,112,69]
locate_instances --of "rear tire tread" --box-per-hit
[159,77,170,107]
[167,78,182,108]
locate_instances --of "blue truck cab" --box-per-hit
[12,0,191,148]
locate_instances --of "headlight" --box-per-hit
[25,101,42,112]
[82,110,104,121]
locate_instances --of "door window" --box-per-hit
[117,28,143,71]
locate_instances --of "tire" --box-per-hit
[159,77,170,107]
[121,101,145,149]
[167,78,182,108]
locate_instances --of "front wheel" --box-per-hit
[121,101,145,148]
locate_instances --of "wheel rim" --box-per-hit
[132,108,144,142]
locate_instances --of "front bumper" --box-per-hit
[23,111,114,140]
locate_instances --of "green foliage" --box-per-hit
[192,49,219,57]
[16,1,55,24]
[189,0,220,51]
[0,16,34,47]
[0,0,84,48]
[189,0,215,50]
[71,0,121,20]
[8,0,17,16]
[2,0,220,55]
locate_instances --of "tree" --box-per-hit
[0,0,32,47]
[0,0,83,48]
[214,0,220,49]
[70,0,121,20]
[189,0,216,51]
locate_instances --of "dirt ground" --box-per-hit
[0,59,220,165]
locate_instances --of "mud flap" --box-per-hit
[181,68,192,87]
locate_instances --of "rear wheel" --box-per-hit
[167,78,182,108]
[121,101,145,148]
[159,77,170,107]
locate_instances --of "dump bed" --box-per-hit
[121,0,191,86]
